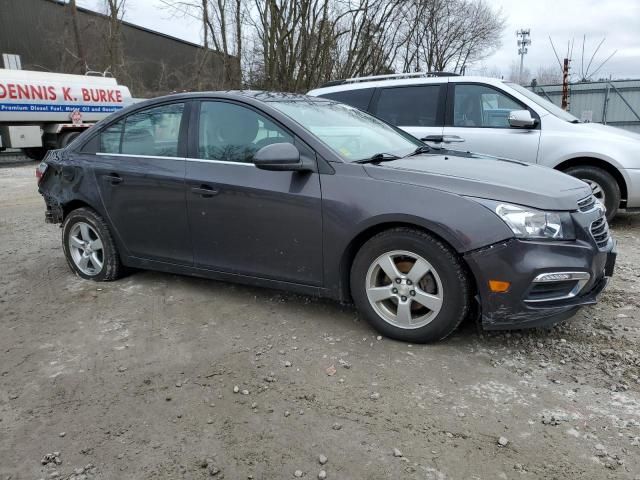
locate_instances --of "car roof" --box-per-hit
[308,75,510,96]
[135,90,330,106]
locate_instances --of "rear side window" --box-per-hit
[100,120,124,153]
[319,88,374,111]
[98,103,185,156]
[374,85,442,127]
[121,103,185,157]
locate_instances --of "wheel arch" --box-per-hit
[555,157,628,206]
[338,221,477,303]
[62,199,96,221]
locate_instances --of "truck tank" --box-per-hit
[0,69,133,123]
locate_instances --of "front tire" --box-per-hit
[62,207,123,281]
[564,166,620,221]
[350,228,471,343]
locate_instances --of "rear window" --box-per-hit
[319,88,374,111]
[374,85,442,127]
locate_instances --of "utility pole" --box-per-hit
[517,29,531,84]
[561,57,570,110]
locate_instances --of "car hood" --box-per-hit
[363,152,591,211]
[571,121,640,143]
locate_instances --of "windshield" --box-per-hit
[270,100,422,161]
[507,83,580,123]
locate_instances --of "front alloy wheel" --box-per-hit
[351,228,471,343]
[365,250,443,329]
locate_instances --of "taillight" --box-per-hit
[36,162,48,185]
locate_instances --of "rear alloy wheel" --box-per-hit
[564,166,620,221]
[62,207,123,281]
[68,222,104,276]
[351,228,471,343]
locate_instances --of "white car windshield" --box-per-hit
[507,83,580,123]
[271,100,422,161]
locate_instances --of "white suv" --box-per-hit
[308,72,640,220]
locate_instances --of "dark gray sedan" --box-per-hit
[38,91,616,342]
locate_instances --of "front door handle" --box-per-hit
[191,185,219,198]
[442,135,465,143]
[421,135,465,144]
[103,173,123,185]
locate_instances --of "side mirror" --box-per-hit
[253,143,312,171]
[508,110,537,128]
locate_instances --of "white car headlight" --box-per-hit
[495,203,567,239]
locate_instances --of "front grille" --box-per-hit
[577,195,597,212]
[590,216,610,248]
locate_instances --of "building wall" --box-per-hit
[0,0,239,97]
[530,80,640,133]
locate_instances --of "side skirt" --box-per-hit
[123,255,335,299]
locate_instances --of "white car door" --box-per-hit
[442,83,541,163]
[372,84,446,142]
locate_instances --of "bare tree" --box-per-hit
[164,0,244,88]
[396,0,504,74]
[165,0,505,92]
[508,60,530,85]
[103,0,127,76]
[535,65,563,85]
[69,0,87,71]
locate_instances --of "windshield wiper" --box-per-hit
[353,152,401,164]
[403,145,431,158]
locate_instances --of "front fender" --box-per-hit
[320,163,514,299]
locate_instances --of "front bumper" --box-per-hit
[464,238,616,330]
[623,168,640,209]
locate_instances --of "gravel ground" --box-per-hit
[1,157,639,480]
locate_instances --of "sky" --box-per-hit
[76,0,640,80]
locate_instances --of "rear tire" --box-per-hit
[62,207,123,281]
[564,166,620,221]
[350,227,471,343]
[58,131,81,149]
[23,147,47,161]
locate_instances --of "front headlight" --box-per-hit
[494,203,573,239]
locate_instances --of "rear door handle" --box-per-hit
[103,173,123,185]
[191,185,219,198]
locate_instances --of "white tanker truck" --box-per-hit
[0,69,133,160]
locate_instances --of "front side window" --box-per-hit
[270,100,421,162]
[453,84,525,128]
[199,101,293,163]
[102,103,185,157]
[375,85,442,127]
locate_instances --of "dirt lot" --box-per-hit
[1,157,639,480]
